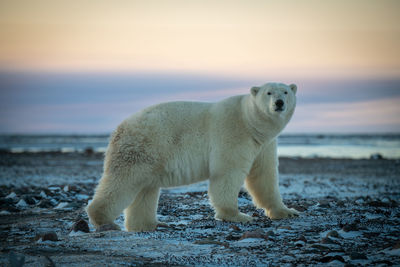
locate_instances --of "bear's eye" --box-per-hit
[284,91,288,95]
[267,92,271,95]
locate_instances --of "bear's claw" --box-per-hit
[267,207,300,220]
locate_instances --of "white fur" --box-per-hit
[87,82,299,232]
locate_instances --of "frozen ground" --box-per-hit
[0,152,399,266]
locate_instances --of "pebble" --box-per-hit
[37,232,58,242]
[311,244,330,251]
[71,219,90,233]
[318,200,331,208]
[229,224,241,231]
[342,223,358,232]
[239,229,268,241]
[38,199,54,208]
[326,230,341,239]
[23,196,37,205]
[350,252,367,260]
[84,147,94,155]
[96,223,121,232]
[278,225,292,230]
[321,237,337,245]
[319,255,345,263]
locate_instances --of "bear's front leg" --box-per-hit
[245,140,300,219]
[209,169,253,223]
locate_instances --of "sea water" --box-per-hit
[0,134,399,159]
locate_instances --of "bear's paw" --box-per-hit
[266,206,300,220]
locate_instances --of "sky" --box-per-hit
[0,0,399,133]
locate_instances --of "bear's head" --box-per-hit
[250,82,297,119]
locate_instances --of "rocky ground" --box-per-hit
[0,151,399,266]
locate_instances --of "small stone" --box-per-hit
[319,255,345,263]
[96,223,121,232]
[321,237,337,244]
[393,240,400,249]
[311,244,330,251]
[278,225,292,230]
[367,200,391,208]
[41,232,58,242]
[318,200,331,208]
[326,230,341,238]
[297,235,307,242]
[23,196,37,205]
[38,199,54,208]
[84,147,94,155]
[239,229,268,241]
[230,224,241,231]
[350,252,367,260]
[342,223,358,232]
[266,230,276,236]
[71,219,90,233]
[226,233,241,241]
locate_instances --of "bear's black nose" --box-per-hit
[275,99,284,108]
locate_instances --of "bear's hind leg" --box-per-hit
[87,174,143,230]
[124,187,160,232]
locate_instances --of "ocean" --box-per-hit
[1,134,399,159]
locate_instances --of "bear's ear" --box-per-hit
[250,86,260,96]
[289,84,297,95]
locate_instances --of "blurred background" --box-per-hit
[0,0,399,158]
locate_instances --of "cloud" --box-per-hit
[1,71,399,133]
[286,97,400,133]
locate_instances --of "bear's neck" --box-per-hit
[242,95,288,146]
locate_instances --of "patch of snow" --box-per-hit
[69,231,87,237]
[54,202,69,209]
[0,210,11,215]
[338,230,362,239]
[76,194,89,200]
[39,191,47,198]
[6,192,17,199]
[49,186,60,191]
[63,185,69,192]
[327,260,345,266]
[294,240,305,246]
[238,197,252,205]
[364,212,381,220]
[237,238,264,243]
[16,199,28,207]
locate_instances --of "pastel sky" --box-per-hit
[0,0,399,133]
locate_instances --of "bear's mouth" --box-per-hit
[275,107,284,112]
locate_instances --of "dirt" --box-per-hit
[0,152,399,266]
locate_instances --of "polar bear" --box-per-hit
[87,82,299,232]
